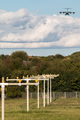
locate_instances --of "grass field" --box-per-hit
[0,98,80,120]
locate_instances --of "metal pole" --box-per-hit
[27,85,29,111]
[43,80,45,107]
[37,82,39,108]
[47,80,49,105]
[0,80,39,120]
[2,85,5,120]
[50,77,51,103]
[76,92,77,98]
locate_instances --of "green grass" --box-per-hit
[0,98,80,120]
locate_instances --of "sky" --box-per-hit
[0,0,80,56]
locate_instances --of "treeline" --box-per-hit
[0,51,80,98]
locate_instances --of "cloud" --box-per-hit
[0,8,80,48]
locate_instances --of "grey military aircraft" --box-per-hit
[59,8,75,15]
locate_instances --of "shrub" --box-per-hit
[6,86,22,98]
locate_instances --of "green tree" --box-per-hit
[0,57,13,77]
[6,86,22,98]
[11,51,29,61]
[12,58,22,69]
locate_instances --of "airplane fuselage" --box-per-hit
[65,12,69,15]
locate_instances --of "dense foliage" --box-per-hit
[0,51,80,98]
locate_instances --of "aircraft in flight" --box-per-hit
[59,8,75,15]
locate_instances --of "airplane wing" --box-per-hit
[68,12,75,14]
[59,12,62,14]
[72,12,75,14]
[59,11,66,14]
